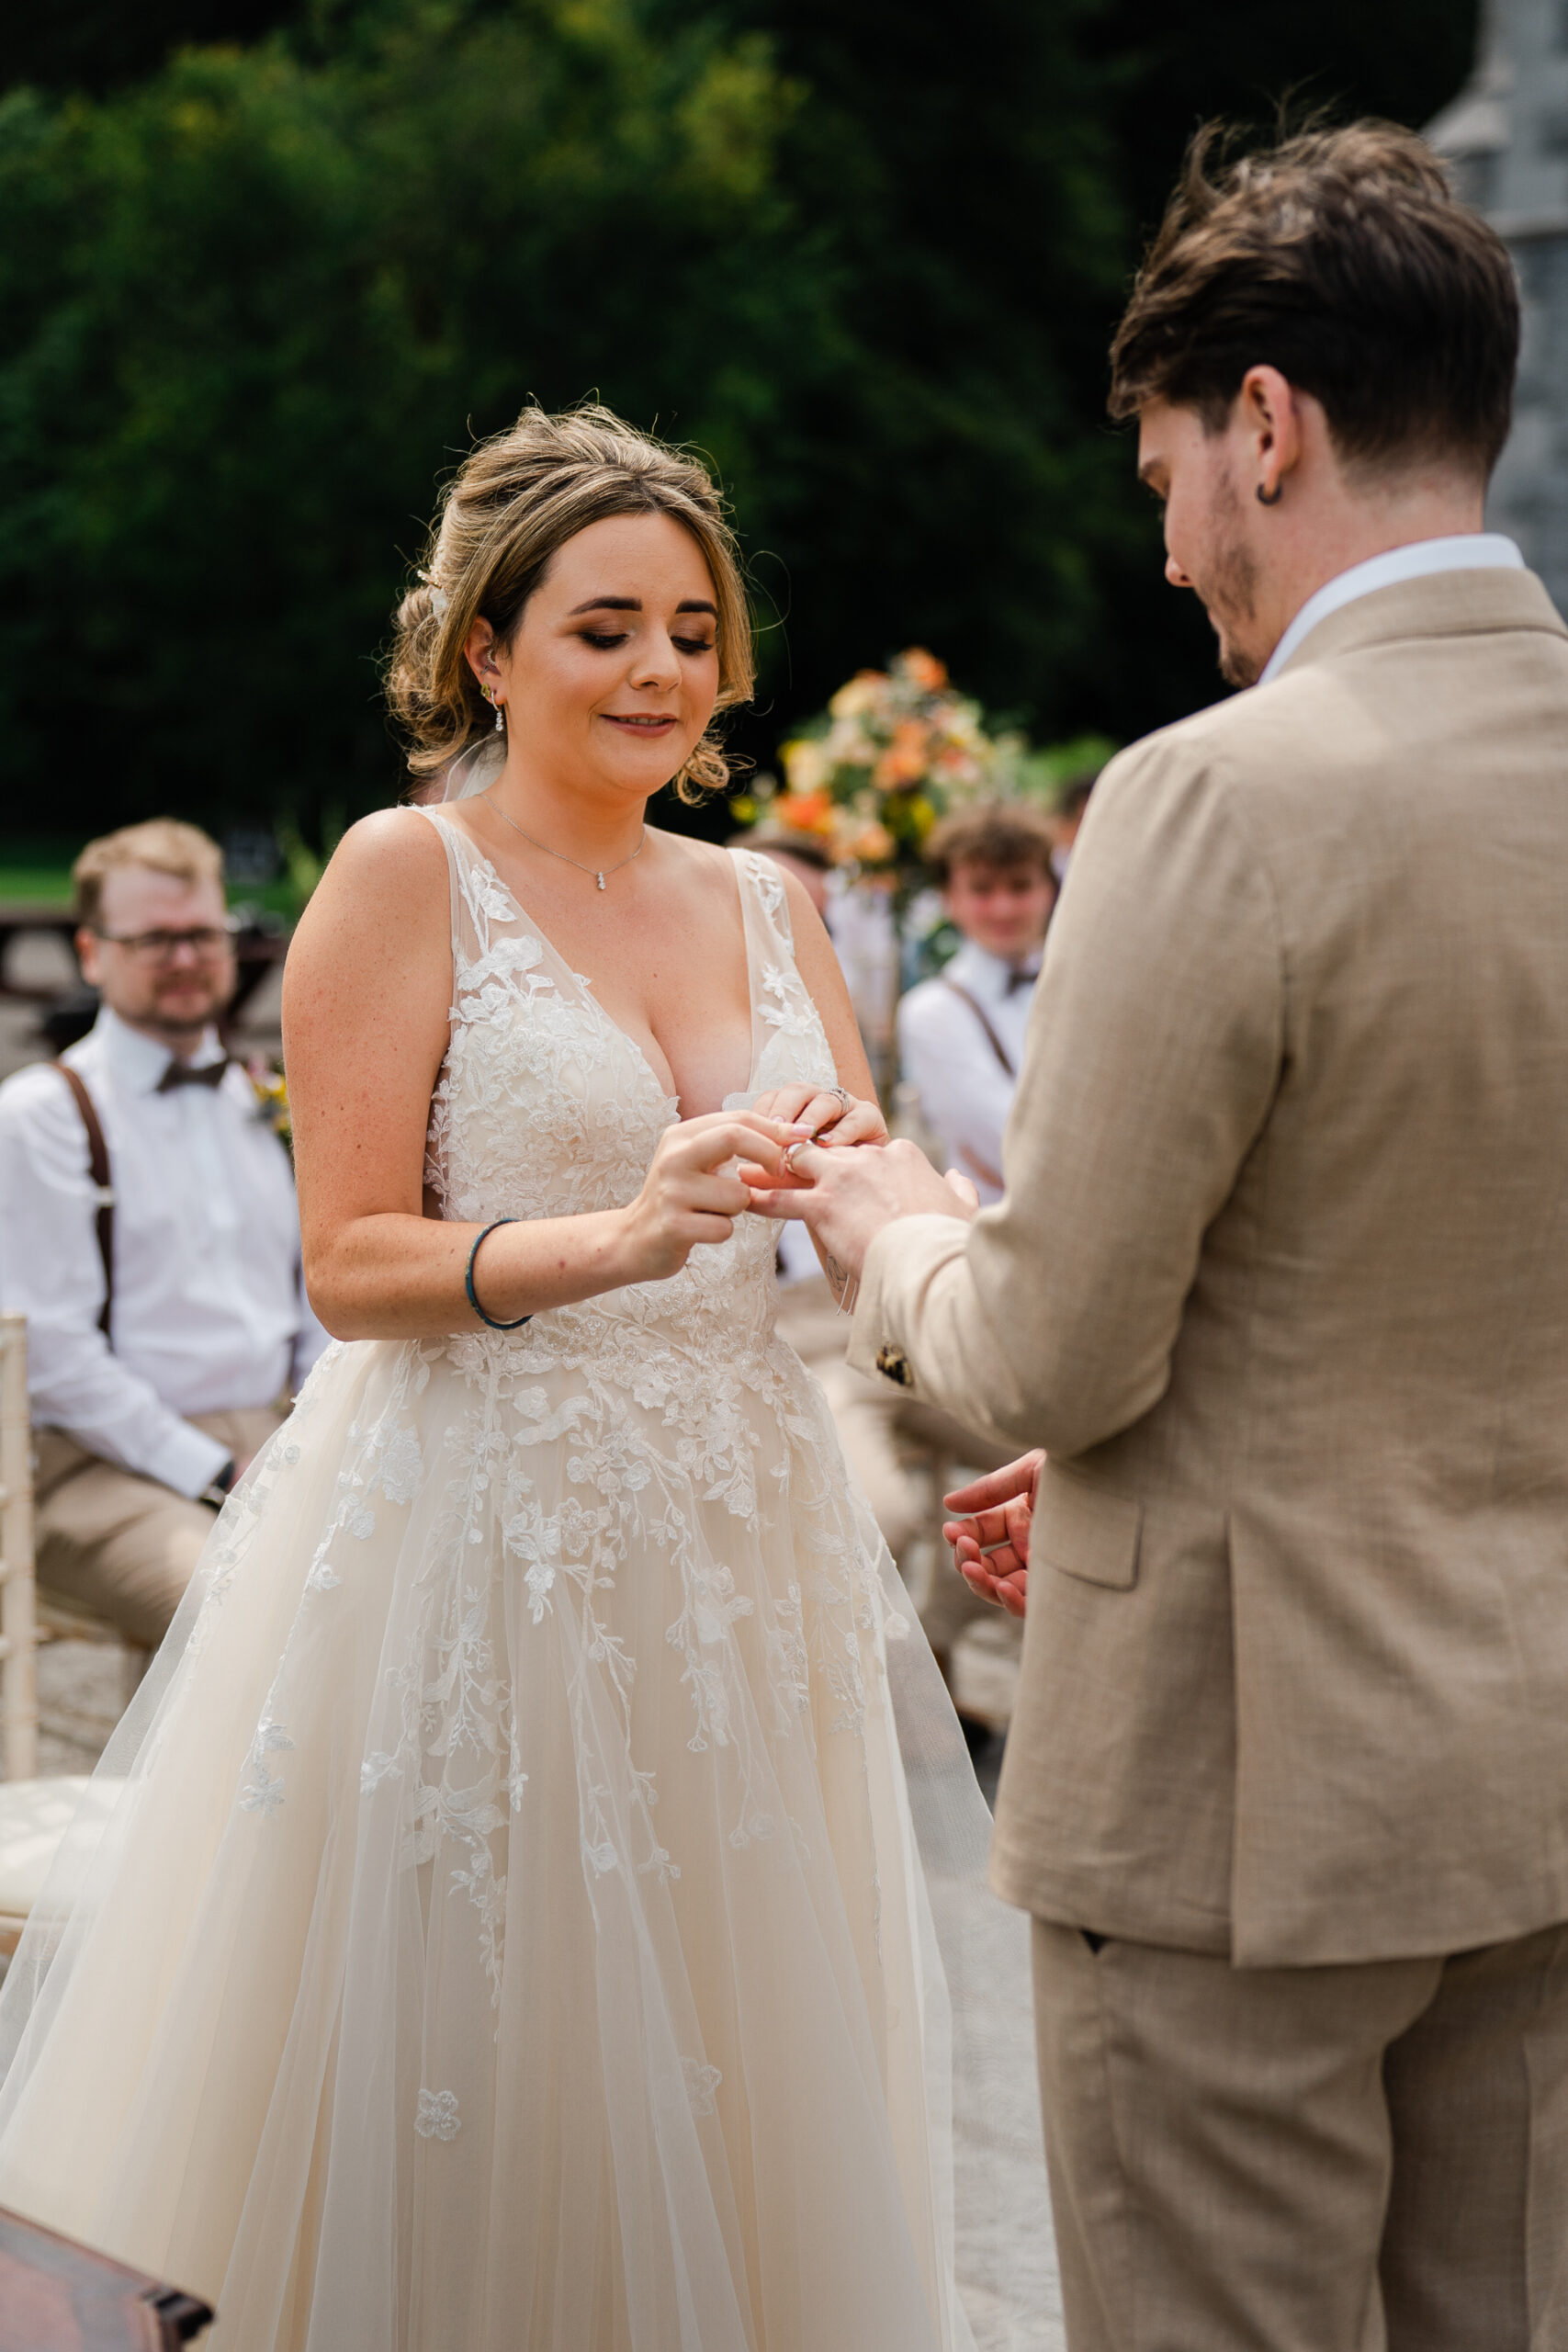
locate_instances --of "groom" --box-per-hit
[751,122,1568,2349]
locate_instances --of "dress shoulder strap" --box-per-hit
[54,1063,114,1341]
[413,805,494,971]
[730,846,795,956]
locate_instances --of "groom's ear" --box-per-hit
[1235,365,1303,503]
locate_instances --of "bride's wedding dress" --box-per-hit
[0,821,1049,2349]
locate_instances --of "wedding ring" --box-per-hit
[784,1139,812,1177]
[836,1275,860,1317]
[829,1085,852,1110]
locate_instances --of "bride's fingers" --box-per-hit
[678,1116,808,1174]
[794,1088,854,1135]
[685,1170,753,1214]
[751,1086,818,1125]
[752,1090,887,1150]
[803,1100,886,1149]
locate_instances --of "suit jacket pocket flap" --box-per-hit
[1035,1466,1142,1590]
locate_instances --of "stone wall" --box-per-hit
[1430,0,1568,610]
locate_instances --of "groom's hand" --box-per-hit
[942,1451,1043,1619]
[742,1134,976,1281]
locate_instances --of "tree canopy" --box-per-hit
[0,0,1479,839]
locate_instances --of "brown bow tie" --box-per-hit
[156,1056,231,1092]
[1004,967,1039,997]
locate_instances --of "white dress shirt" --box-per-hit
[0,1007,329,1497]
[897,941,1038,1206]
[1259,533,1525,684]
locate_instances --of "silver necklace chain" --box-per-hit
[482,791,647,892]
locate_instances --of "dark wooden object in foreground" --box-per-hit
[0,2207,212,2349]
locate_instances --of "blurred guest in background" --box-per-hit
[1047,765,1100,879]
[897,804,1058,1204]
[0,820,326,1648]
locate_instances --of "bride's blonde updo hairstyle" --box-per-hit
[388,402,753,800]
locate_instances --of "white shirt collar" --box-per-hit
[948,939,1039,1002]
[1258,535,1525,686]
[89,1003,227,1095]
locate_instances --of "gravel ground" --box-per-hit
[28,1637,130,1777]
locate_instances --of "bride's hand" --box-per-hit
[750,1084,887,1182]
[615,1112,798,1282]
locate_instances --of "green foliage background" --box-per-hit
[0,0,1480,842]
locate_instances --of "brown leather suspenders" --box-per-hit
[940,978,1017,1080]
[54,1065,115,1341]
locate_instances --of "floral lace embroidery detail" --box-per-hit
[239,1712,295,1817]
[415,2088,461,2141]
[682,2057,722,2117]
[345,825,896,2012]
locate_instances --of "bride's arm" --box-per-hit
[283,811,790,1341]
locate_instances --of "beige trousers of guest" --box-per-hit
[1032,1916,1568,2352]
[35,1408,287,1649]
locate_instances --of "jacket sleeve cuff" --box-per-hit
[146,1421,232,1500]
[847,1214,971,1390]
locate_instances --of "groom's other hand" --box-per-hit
[743,1135,977,1279]
[942,1451,1043,1618]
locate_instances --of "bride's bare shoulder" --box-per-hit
[284,808,453,1026]
[293,808,448,942]
[324,805,449,898]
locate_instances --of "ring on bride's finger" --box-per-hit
[828,1084,852,1110]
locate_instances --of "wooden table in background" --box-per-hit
[0,2208,211,2349]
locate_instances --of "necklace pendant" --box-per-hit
[595,872,605,891]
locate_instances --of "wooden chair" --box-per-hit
[0,2204,213,2346]
[0,1317,122,1960]
[0,1313,38,1788]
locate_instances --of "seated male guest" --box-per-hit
[897,804,1058,1203]
[0,820,327,1648]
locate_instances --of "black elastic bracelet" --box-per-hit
[465,1218,533,1331]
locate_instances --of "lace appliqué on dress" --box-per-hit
[415,2088,461,2142]
[353,828,895,2015]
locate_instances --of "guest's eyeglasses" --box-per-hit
[93,921,240,963]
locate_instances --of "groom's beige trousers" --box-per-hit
[1032,1917,1568,2352]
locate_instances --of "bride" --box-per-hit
[0,404,1043,2349]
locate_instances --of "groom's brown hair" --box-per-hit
[1109,120,1519,478]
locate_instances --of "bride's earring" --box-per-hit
[483,683,505,734]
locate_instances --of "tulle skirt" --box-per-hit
[0,1329,1053,2349]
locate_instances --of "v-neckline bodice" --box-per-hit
[433,813,761,1116]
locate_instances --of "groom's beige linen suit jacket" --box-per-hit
[851,567,1568,1968]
